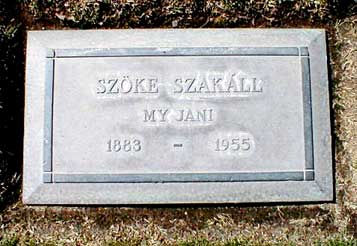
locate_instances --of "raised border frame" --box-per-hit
[24,29,332,204]
[42,46,314,184]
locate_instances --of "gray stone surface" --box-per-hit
[23,29,333,204]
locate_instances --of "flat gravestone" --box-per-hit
[23,29,333,204]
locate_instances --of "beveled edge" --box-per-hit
[23,32,49,203]
[307,30,333,201]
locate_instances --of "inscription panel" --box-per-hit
[53,55,304,176]
[23,30,333,204]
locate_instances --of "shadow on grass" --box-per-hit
[0,0,25,212]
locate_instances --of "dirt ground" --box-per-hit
[0,0,356,245]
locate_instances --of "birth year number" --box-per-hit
[106,139,141,152]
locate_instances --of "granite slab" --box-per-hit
[23,29,333,204]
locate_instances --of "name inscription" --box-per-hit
[95,72,264,96]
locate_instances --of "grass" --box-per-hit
[0,236,19,246]
[1,236,356,246]
[0,0,356,245]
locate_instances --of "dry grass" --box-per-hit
[0,205,356,245]
[330,15,357,241]
[0,1,356,245]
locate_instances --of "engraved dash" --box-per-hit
[173,144,183,148]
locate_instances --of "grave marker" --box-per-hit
[23,29,333,204]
